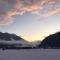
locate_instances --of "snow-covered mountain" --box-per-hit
[0,32,31,49]
[0,32,24,41]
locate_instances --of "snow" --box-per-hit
[0,49,60,60]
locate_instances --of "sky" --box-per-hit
[0,0,60,42]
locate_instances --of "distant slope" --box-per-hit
[0,32,32,49]
[38,32,60,48]
[0,32,24,41]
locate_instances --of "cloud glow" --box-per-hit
[0,0,60,25]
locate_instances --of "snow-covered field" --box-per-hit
[0,49,60,60]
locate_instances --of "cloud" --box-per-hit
[0,0,60,26]
[43,7,60,17]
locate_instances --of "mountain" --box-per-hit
[0,32,24,41]
[0,32,32,50]
[38,32,60,48]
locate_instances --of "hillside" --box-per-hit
[0,32,24,41]
[0,32,32,49]
[38,32,60,48]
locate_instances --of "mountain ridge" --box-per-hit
[38,31,60,48]
[0,32,24,41]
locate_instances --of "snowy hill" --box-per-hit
[0,32,31,49]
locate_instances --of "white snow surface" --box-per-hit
[0,49,60,60]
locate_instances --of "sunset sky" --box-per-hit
[0,0,60,42]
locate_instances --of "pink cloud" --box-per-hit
[0,0,60,26]
[43,7,60,17]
